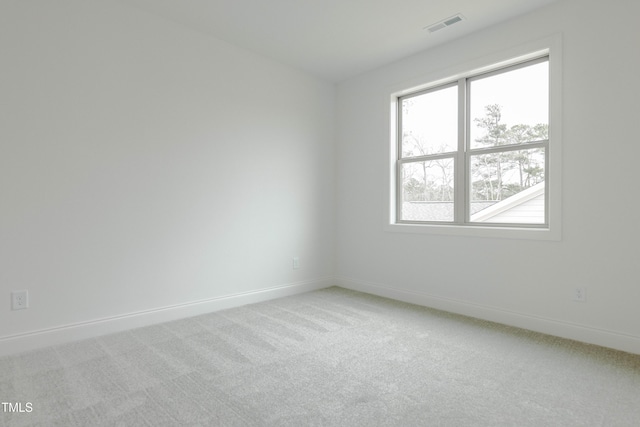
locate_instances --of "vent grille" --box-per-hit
[425,13,465,33]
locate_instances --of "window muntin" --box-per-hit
[396,56,549,227]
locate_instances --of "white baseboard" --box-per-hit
[4,276,638,357]
[336,276,640,355]
[0,277,333,357]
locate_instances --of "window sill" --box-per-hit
[384,222,560,241]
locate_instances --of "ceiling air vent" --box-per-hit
[425,13,465,34]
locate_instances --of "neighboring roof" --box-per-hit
[402,201,496,222]
[470,182,545,222]
[402,182,545,223]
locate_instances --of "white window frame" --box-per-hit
[385,36,562,240]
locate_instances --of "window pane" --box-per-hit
[470,61,548,149]
[401,85,458,157]
[470,148,545,224]
[401,159,455,222]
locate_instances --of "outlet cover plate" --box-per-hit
[11,290,29,310]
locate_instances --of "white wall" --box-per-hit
[0,0,335,352]
[335,0,640,353]
[3,0,638,356]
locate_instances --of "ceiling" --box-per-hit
[120,0,561,82]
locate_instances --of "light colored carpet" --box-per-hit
[1,286,639,426]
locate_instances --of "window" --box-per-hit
[396,56,550,229]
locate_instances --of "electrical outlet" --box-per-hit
[11,290,29,310]
[292,256,300,270]
[573,287,586,303]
